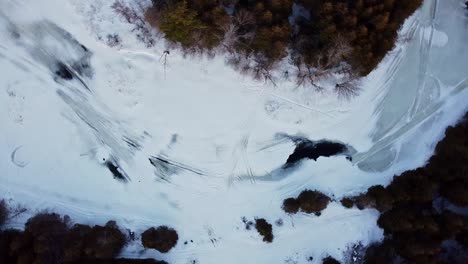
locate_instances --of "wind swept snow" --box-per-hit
[0,0,467,263]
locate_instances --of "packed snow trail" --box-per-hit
[1,0,468,263]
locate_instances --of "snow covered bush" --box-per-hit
[141,226,178,253]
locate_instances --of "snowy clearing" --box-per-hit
[1,0,467,263]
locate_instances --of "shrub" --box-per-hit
[83,221,126,259]
[157,1,206,48]
[64,224,92,262]
[141,226,178,253]
[255,218,273,243]
[282,198,300,214]
[322,256,340,264]
[282,190,331,215]
[360,113,468,263]
[0,208,172,264]
[0,200,8,227]
[440,179,468,206]
[367,185,394,212]
[340,197,354,209]
[297,190,330,214]
[25,213,69,264]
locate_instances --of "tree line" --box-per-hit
[341,113,468,263]
[0,203,178,264]
[145,0,423,92]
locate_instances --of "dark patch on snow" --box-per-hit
[55,62,74,80]
[241,217,254,230]
[105,158,130,182]
[149,155,205,181]
[123,136,142,150]
[277,134,355,168]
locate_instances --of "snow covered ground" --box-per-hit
[0,0,467,263]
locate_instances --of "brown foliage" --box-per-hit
[340,197,354,209]
[141,226,178,253]
[297,190,330,215]
[0,208,168,264]
[144,0,422,87]
[0,200,8,227]
[81,221,126,260]
[255,218,273,243]
[282,198,300,214]
[358,113,468,263]
[322,256,340,264]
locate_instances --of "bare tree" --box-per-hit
[159,50,170,79]
[221,11,256,53]
[234,9,255,27]
[113,1,156,47]
[335,79,360,100]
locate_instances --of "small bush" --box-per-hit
[255,218,273,243]
[282,198,299,214]
[282,190,331,215]
[322,256,340,264]
[359,113,468,263]
[297,190,330,214]
[340,198,354,209]
[141,226,178,253]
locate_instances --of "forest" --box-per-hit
[342,113,468,263]
[145,0,423,90]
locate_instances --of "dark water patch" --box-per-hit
[282,135,354,168]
